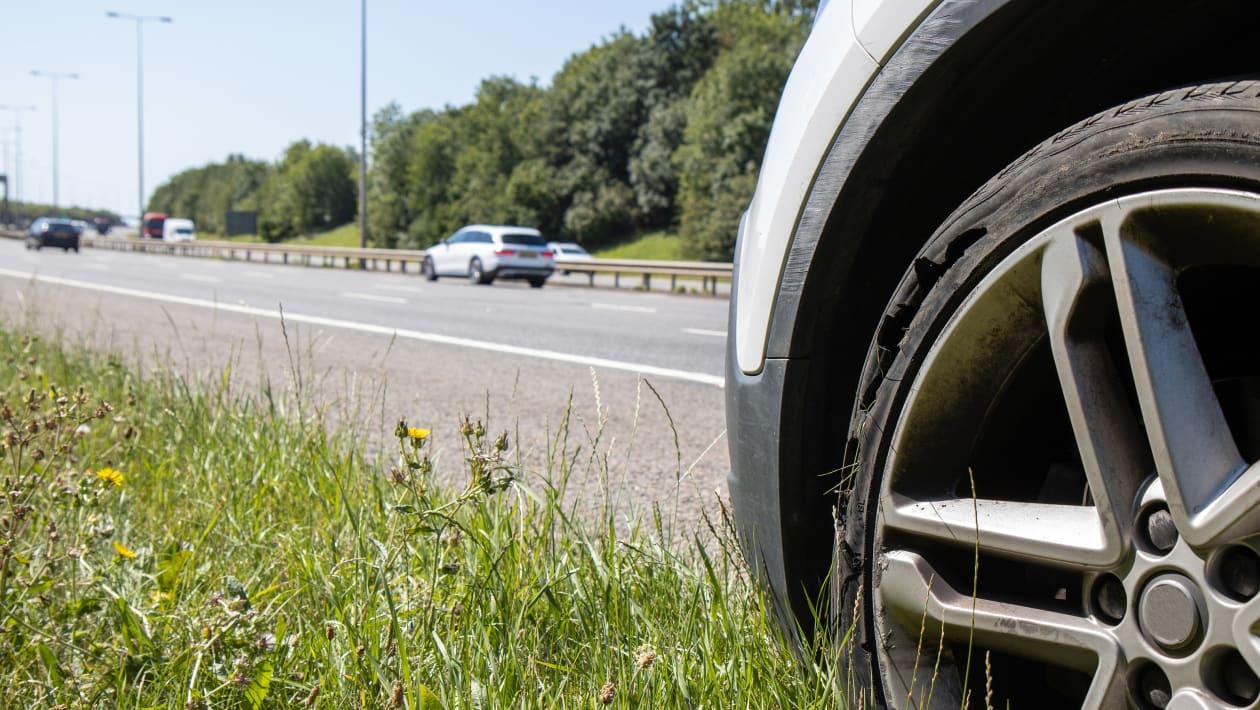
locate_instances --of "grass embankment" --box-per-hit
[594,231,685,261]
[218,224,361,248]
[0,329,839,707]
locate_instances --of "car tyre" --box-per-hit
[422,257,438,281]
[833,81,1260,708]
[527,277,546,289]
[468,258,493,286]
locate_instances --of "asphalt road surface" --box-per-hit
[0,239,731,526]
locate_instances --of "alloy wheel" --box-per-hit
[872,188,1260,708]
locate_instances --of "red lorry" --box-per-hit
[142,212,166,239]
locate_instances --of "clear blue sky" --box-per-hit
[0,0,668,217]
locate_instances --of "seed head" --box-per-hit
[598,682,616,705]
[389,681,404,708]
[634,644,656,669]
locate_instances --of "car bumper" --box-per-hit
[33,235,79,249]
[726,258,831,637]
[493,266,553,279]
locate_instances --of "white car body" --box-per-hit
[733,0,936,374]
[424,225,555,284]
[548,242,591,274]
[163,218,196,242]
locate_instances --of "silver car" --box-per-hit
[421,225,555,288]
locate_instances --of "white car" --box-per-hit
[547,242,591,275]
[421,225,554,288]
[163,218,196,242]
[728,2,1260,708]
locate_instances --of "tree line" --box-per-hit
[148,0,815,260]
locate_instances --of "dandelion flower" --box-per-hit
[95,467,124,487]
[406,427,431,443]
[113,541,137,560]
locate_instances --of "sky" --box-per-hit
[0,0,669,217]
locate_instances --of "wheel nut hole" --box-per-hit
[1131,663,1171,709]
[1205,649,1259,706]
[1091,573,1127,625]
[1137,504,1178,554]
[1214,545,1260,602]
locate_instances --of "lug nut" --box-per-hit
[1139,665,1172,709]
[1093,574,1127,624]
[1145,507,1178,553]
[1220,546,1260,601]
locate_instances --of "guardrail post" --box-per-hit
[671,274,677,292]
[642,273,651,291]
[588,273,594,287]
[614,272,620,288]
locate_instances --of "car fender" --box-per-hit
[733,0,942,375]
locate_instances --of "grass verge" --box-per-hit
[594,232,685,261]
[217,224,361,248]
[0,327,836,707]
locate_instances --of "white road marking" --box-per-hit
[591,302,657,314]
[0,267,723,388]
[180,273,221,283]
[682,328,726,338]
[342,292,407,304]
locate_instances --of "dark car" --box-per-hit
[25,218,81,252]
[93,216,112,235]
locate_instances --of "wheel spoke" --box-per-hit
[1041,228,1150,563]
[1232,595,1260,675]
[882,493,1115,569]
[879,550,1125,706]
[1102,202,1256,545]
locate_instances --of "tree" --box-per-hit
[675,2,810,260]
[257,141,357,242]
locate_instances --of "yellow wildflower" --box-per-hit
[95,467,124,488]
[407,427,431,442]
[113,541,137,560]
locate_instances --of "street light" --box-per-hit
[106,11,172,222]
[0,105,36,203]
[359,0,369,252]
[30,70,79,211]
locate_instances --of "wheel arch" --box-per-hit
[742,0,1260,635]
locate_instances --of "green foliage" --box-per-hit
[148,154,268,235]
[0,327,843,707]
[5,201,119,226]
[257,141,358,242]
[367,0,813,259]
[676,2,812,260]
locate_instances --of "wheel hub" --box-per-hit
[869,189,1260,708]
[1138,574,1202,652]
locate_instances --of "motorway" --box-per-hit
[0,239,731,524]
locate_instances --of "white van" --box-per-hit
[163,218,196,242]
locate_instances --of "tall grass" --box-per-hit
[0,327,838,708]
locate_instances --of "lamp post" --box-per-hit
[29,70,78,211]
[106,11,172,222]
[0,105,36,203]
[359,0,368,252]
